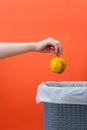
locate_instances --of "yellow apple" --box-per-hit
[50,57,67,74]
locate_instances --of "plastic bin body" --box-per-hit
[44,103,87,130]
[37,81,87,130]
[36,81,87,130]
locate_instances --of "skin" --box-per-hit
[0,37,63,59]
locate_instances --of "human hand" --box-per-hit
[35,37,63,56]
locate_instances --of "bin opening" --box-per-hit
[36,81,87,105]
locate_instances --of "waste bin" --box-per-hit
[36,81,87,130]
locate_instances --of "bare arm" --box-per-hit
[0,37,62,59]
[0,42,36,59]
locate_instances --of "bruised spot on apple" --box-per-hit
[50,57,67,74]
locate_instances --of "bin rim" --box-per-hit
[36,81,87,105]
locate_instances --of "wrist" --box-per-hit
[30,42,40,52]
[26,42,37,52]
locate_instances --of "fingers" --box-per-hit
[47,37,63,56]
[56,43,63,56]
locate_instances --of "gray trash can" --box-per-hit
[36,81,87,130]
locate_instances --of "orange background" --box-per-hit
[0,0,87,130]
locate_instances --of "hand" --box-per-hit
[35,37,63,56]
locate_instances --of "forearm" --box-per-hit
[0,42,36,59]
[0,38,62,59]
